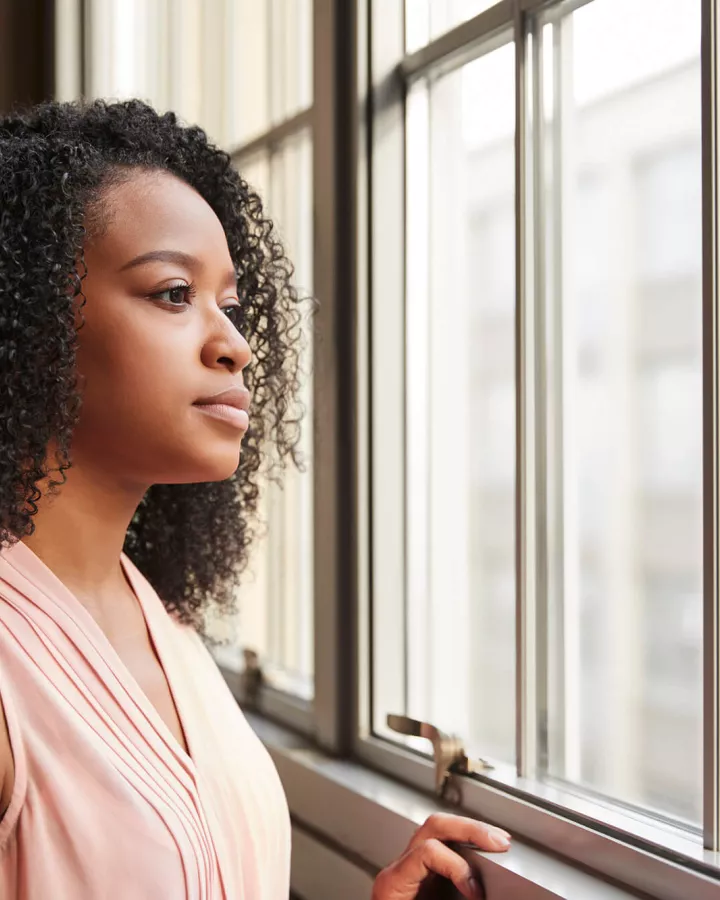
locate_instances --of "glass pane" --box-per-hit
[270,0,313,125]
[217,135,314,699]
[405,0,500,54]
[229,0,271,146]
[87,0,171,110]
[239,152,271,202]
[229,0,312,146]
[265,131,314,696]
[396,44,516,763]
[540,0,702,824]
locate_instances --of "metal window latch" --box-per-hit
[387,714,494,803]
[240,648,263,708]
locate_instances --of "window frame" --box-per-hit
[355,0,720,895]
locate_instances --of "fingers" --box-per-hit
[394,838,483,900]
[372,815,509,900]
[410,812,511,853]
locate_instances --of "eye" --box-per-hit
[222,304,244,328]
[151,283,195,307]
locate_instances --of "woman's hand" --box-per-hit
[371,813,511,900]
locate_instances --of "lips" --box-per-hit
[193,385,251,411]
[193,385,251,431]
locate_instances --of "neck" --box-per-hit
[22,454,148,607]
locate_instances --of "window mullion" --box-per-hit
[702,0,720,854]
[530,9,552,780]
[514,1,537,780]
[312,0,359,754]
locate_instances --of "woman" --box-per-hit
[0,100,511,899]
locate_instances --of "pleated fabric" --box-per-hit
[0,540,291,900]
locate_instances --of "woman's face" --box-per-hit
[70,169,251,489]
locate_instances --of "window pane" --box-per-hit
[270,0,313,125]
[229,0,271,146]
[405,0,499,53]
[86,0,172,110]
[229,0,312,147]
[540,0,702,824]
[378,44,516,762]
[216,135,314,699]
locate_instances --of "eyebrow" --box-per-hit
[118,249,238,290]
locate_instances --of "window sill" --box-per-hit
[246,712,718,900]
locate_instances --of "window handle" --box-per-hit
[387,714,494,802]
[241,648,263,708]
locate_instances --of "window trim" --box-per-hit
[356,0,720,893]
[308,0,359,754]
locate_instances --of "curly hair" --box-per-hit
[0,99,307,628]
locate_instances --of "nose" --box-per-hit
[200,307,252,375]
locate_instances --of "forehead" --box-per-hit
[90,169,232,265]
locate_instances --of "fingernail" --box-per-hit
[467,876,483,898]
[490,828,511,849]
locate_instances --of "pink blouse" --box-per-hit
[0,540,290,899]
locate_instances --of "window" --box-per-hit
[226,134,315,700]
[65,0,317,713]
[66,0,720,893]
[360,0,719,892]
[75,0,242,148]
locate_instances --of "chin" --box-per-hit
[178,451,242,484]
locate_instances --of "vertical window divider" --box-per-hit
[702,0,720,854]
[551,8,571,782]
[312,0,359,754]
[515,0,537,780]
[530,9,551,780]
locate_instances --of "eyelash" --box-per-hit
[150,282,243,326]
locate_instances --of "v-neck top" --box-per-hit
[0,540,291,900]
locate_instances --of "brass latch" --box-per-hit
[387,714,493,803]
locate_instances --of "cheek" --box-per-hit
[70,304,243,482]
[74,315,193,432]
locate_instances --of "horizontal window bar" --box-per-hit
[399,1,514,83]
[397,0,601,87]
[520,0,594,17]
[228,107,314,164]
